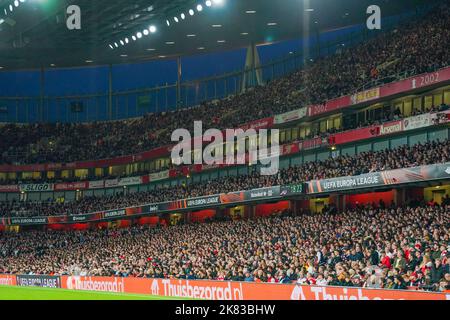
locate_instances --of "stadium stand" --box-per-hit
[0,139,448,217]
[0,3,449,165]
[0,1,449,301]
[0,203,448,292]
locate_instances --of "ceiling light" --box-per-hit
[125,38,129,43]
[206,0,212,7]
[212,24,222,27]
[166,41,175,45]
[267,22,277,26]
[197,47,205,50]
[217,40,226,43]
[187,34,196,37]
[114,42,119,47]
[109,44,114,49]
[305,8,314,12]
[149,25,157,33]
[85,60,93,63]
[166,20,170,26]
[197,4,203,11]
[246,10,256,14]
[120,55,128,57]
[181,13,185,20]
[212,0,224,5]
[120,40,124,45]
[146,48,156,51]
[137,32,142,38]
[143,29,149,36]
[174,17,179,23]
[132,35,137,41]
[14,1,19,7]
[9,5,13,12]
[50,64,56,67]
[189,9,195,15]
[241,32,249,35]
[159,55,166,58]
[0,19,5,25]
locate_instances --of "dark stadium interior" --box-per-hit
[0,0,449,299]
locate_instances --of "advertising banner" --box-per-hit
[308,95,352,117]
[274,108,307,124]
[0,274,16,286]
[298,137,327,151]
[351,87,380,105]
[0,185,20,193]
[59,276,448,300]
[104,179,119,188]
[117,176,142,186]
[19,183,54,192]
[238,117,274,131]
[329,126,379,146]
[16,275,61,288]
[307,162,450,194]
[9,217,49,225]
[379,120,403,136]
[403,114,432,131]
[66,213,101,223]
[149,170,170,182]
[88,180,105,189]
[54,182,88,191]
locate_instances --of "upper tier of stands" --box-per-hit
[1,138,448,217]
[1,3,449,165]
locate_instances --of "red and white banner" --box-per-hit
[379,120,403,136]
[274,108,307,125]
[0,185,20,193]
[0,274,16,286]
[54,182,88,191]
[58,276,449,300]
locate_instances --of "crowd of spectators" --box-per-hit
[1,3,449,165]
[1,139,448,217]
[0,203,448,292]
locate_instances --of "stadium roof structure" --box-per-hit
[0,0,438,70]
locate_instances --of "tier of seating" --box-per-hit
[0,203,448,292]
[1,139,448,217]
[1,3,449,165]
